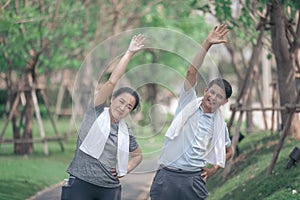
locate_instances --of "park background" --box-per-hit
[0,0,300,199]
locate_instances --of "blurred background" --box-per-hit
[0,0,300,199]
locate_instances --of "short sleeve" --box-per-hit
[94,103,105,117]
[128,127,139,152]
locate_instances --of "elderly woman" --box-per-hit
[64,34,145,200]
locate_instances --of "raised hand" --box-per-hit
[127,34,145,53]
[206,24,229,45]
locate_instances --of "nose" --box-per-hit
[119,104,126,111]
[210,93,217,100]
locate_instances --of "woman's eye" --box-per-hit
[127,106,133,110]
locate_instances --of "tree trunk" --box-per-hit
[21,89,34,154]
[14,74,34,155]
[12,95,21,154]
[145,83,159,133]
[290,114,300,140]
[270,0,299,137]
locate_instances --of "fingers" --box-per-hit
[215,24,227,32]
[111,168,117,177]
[133,33,145,48]
[135,33,145,44]
[201,170,207,182]
[207,24,230,45]
[210,24,229,44]
[128,33,145,53]
[215,24,230,37]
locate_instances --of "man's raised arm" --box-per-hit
[184,24,229,91]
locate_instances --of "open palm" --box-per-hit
[207,24,229,45]
[127,34,145,53]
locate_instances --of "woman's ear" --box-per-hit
[111,96,115,103]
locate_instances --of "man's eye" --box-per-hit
[217,94,224,99]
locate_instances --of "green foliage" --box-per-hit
[129,2,213,86]
[0,1,90,74]
[214,0,232,23]
[192,0,272,47]
[0,104,6,117]
[206,131,300,200]
[267,53,273,60]
[281,0,300,25]
[127,50,189,82]
[138,101,152,126]
[141,1,209,39]
[193,0,300,46]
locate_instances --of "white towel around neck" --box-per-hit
[79,107,129,176]
[165,97,226,168]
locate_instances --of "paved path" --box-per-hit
[28,158,158,200]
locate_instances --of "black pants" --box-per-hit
[150,167,208,200]
[61,177,121,200]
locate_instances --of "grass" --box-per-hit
[1,119,300,200]
[206,131,300,200]
[0,118,77,200]
[0,118,166,200]
[0,153,71,200]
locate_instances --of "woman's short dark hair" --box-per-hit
[208,78,232,99]
[112,87,140,111]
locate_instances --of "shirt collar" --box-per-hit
[199,105,215,118]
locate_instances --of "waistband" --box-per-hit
[160,165,203,174]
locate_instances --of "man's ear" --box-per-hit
[204,88,209,93]
[222,98,228,105]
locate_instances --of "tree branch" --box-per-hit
[0,0,11,11]
[51,0,62,31]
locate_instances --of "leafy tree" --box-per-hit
[192,0,300,174]
[193,0,300,136]
[0,0,88,154]
[0,0,164,154]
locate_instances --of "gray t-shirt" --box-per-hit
[66,103,139,188]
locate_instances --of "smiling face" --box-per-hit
[109,92,136,123]
[201,84,228,113]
